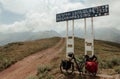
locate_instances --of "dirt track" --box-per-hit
[0,38,65,79]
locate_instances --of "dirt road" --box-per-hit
[0,38,65,79]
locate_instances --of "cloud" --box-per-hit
[0,0,85,33]
[0,0,119,34]
[0,0,41,14]
[82,0,120,30]
[0,0,69,14]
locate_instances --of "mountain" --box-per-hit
[95,28,120,43]
[0,27,119,46]
[60,27,120,43]
[0,30,61,46]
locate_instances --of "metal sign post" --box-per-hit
[56,4,109,57]
[84,17,94,56]
[91,17,94,56]
[66,20,74,57]
[84,18,87,55]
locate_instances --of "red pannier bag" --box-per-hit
[85,61,98,73]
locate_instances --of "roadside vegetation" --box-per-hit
[27,64,54,79]
[0,37,61,72]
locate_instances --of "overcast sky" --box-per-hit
[0,0,120,33]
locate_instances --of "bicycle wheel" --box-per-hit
[60,62,66,73]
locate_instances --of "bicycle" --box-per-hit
[60,53,98,76]
[60,53,85,74]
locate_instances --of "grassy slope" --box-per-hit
[74,38,120,74]
[48,37,120,78]
[0,37,61,72]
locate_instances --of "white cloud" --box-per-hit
[0,0,69,14]
[0,0,120,34]
[0,0,42,14]
[0,0,85,33]
[0,21,28,33]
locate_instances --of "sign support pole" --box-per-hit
[66,20,75,58]
[66,21,68,57]
[84,18,87,55]
[91,17,94,56]
[72,20,74,54]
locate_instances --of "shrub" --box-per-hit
[106,61,113,68]
[37,64,52,74]
[0,58,15,70]
[111,58,120,66]
[27,64,54,79]
[46,75,54,79]
[99,62,108,69]
[114,66,120,74]
[99,58,120,69]
[37,64,53,79]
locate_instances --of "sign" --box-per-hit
[56,5,109,22]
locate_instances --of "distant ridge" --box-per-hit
[0,30,61,46]
[60,27,120,43]
[0,27,120,46]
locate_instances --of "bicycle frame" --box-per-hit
[68,54,85,73]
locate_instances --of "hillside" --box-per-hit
[0,37,61,71]
[0,37,120,79]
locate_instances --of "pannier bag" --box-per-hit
[62,60,71,70]
[85,61,98,73]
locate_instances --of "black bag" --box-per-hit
[89,55,97,61]
[62,60,71,70]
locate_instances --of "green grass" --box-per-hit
[36,64,54,79]
[114,66,120,74]
[0,37,61,72]
[37,64,52,74]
